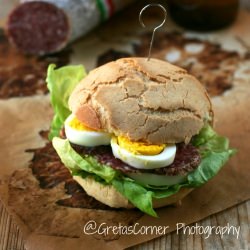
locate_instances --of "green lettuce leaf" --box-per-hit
[51,125,235,217]
[46,64,86,140]
[188,125,236,186]
[52,137,117,183]
[187,151,234,186]
[112,178,157,217]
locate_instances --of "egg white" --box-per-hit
[111,137,176,169]
[65,114,111,147]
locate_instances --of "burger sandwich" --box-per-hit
[47,58,235,217]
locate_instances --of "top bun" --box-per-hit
[69,58,213,144]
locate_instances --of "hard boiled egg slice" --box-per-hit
[111,137,176,169]
[65,114,111,147]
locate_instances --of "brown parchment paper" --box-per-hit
[0,2,250,250]
[1,65,249,250]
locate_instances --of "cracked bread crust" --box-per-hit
[69,57,213,144]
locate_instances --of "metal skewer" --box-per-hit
[139,4,167,61]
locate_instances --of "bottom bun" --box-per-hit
[73,176,193,209]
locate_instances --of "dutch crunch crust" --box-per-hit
[69,58,213,144]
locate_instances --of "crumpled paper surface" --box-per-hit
[0,55,250,250]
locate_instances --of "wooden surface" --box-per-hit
[0,200,249,250]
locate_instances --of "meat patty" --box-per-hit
[71,142,201,176]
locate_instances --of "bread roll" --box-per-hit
[73,176,193,209]
[69,57,213,144]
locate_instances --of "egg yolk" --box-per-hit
[117,136,165,155]
[69,117,96,131]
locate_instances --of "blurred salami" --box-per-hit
[6,0,135,55]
